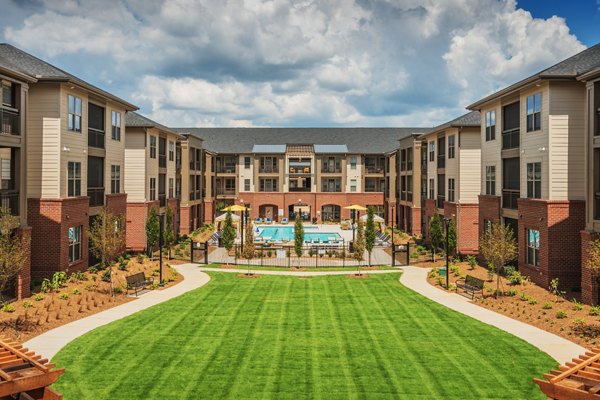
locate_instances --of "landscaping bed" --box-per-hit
[0,255,182,342]
[427,259,599,348]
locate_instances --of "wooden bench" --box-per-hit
[456,275,485,300]
[125,272,154,296]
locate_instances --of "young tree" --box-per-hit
[241,220,255,275]
[445,218,457,258]
[221,210,236,254]
[365,206,376,267]
[88,207,126,297]
[585,237,600,304]
[429,210,443,262]
[354,220,365,274]
[145,206,160,260]
[163,206,175,259]
[294,214,304,266]
[479,222,517,298]
[0,209,30,301]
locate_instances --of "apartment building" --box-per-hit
[173,128,429,223]
[177,133,205,234]
[124,112,183,251]
[468,44,600,291]
[0,44,137,281]
[421,111,481,254]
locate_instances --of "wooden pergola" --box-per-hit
[0,337,64,400]
[535,348,600,399]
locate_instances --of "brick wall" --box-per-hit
[518,199,585,291]
[204,201,214,224]
[180,205,191,235]
[444,202,479,254]
[16,226,31,299]
[106,193,127,255]
[423,199,437,242]
[167,198,179,236]
[28,197,90,279]
[478,195,501,240]
[126,201,159,252]
[581,230,598,305]
[411,207,422,236]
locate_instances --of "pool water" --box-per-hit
[258,226,341,242]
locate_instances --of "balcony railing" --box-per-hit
[189,191,195,201]
[407,192,413,202]
[437,195,445,209]
[437,155,445,169]
[0,108,19,136]
[88,187,105,207]
[87,128,105,149]
[365,166,384,174]
[502,128,520,149]
[216,165,236,173]
[595,192,600,220]
[290,167,311,174]
[259,167,279,173]
[216,187,236,196]
[0,191,19,215]
[159,154,167,168]
[158,194,166,208]
[321,167,341,173]
[502,189,519,209]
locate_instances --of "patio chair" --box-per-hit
[281,217,288,224]
[265,217,272,224]
[256,217,263,223]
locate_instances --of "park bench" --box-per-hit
[125,272,154,296]
[455,275,485,300]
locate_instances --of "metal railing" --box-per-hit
[0,191,19,215]
[321,167,341,173]
[259,167,279,173]
[88,187,105,207]
[216,187,236,196]
[437,195,445,209]
[365,166,384,174]
[87,128,105,148]
[595,192,600,220]
[437,155,445,169]
[502,128,520,149]
[0,108,19,135]
[159,154,167,168]
[159,194,166,208]
[502,189,519,209]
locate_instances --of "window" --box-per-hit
[527,162,542,198]
[149,135,156,158]
[149,177,156,201]
[111,165,120,194]
[322,178,341,192]
[1,81,14,107]
[448,178,455,202]
[429,141,435,162]
[484,219,492,233]
[526,93,541,132]
[350,156,357,170]
[527,229,540,267]
[406,149,413,171]
[437,174,445,208]
[259,178,278,192]
[244,156,251,169]
[259,156,277,173]
[68,95,82,132]
[400,149,406,171]
[169,177,174,198]
[111,111,121,141]
[485,110,496,141]
[67,161,81,197]
[429,178,434,199]
[169,141,174,161]
[448,135,455,159]
[437,137,445,168]
[502,102,520,149]
[485,166,496,195]
[244,179,250,191]
[68,226,82,263]
[350,179,357,192]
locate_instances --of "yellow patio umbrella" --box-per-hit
[343,205,368,245]
[343,204,367,211]
[222,204,249,212]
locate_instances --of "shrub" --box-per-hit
[33,293,44,301]
[2,304,14,313]
[590,306,600,316]
[572,298,584,311]
[84,283,97,292]
[40,279,53,293]
[101,270,111,282]
[503,265,516,277]
[450,264,460,276]
[466,255,477,270]
[519,292,529,301]
[72,288,81,295]
[508,271,524,285]
[118,261,128,271]
[556,310,568,319]
[448,283,457,292]
[528,297,538,305]
[542,302,553,310]
[267,250,272,258]
[113,287,123,294]
[572,323,600,338]
[427,269,438,279]
[573,318,586,326]
[22,300,33,308]
[136,253,148,263]
[58,293,69,300]
[327,250,334,258]
[69,271,87,282]
[506,288,518,296]
[88,266,98,274]
[308,249,314,257]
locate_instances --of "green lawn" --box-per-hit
[53,273,555,399]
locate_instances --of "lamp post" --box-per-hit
[443,216,451,289]
[391,203,395,267]
[159,213,164,286]
[298,199,302,221]
[240,198,244,252]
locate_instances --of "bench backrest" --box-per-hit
[465,275,485,289]
[126,272,147,285]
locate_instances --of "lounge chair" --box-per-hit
[256,217,263,223]
[281,217,288,224]
[265,217,272,224]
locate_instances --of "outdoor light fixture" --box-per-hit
[159,212,164,286]
[442,216,453,289]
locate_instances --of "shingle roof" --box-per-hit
[126,111,181,137]
[252,144,286,153]
[468,43,600,109]
[172,127,430,154]
[426,111,480,134]
[0,43,137,110]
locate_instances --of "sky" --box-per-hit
[1,0,598,128]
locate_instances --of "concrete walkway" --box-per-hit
[198,266,401,276]
[24,263,211,360]
[399,266,586,364]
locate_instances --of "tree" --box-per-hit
[585,237,600,304]
[88,207,126,297]
[241,220,255,275]
[0,209,30,301]
[294,214,304,266]
[445,218,457,258]
[145,206,160,260]
[354,220,365,274]
[163,206,175,259]
[221,210,236,254]
[479,222,517,298]
[365,206,376,267]
[429,210,443,262]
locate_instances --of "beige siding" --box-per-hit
[105,104,126,193]
[480,103,502,196]
[238,154,254,192]
[124,129,147,202]
[146,127,159,200]
[27,83,61,198]
[345,155,362,193]
[457,128,481,203]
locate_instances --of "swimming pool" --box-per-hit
[258,226,341,242]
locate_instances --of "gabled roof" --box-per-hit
[0,43,137,110]
[468,43,600,109]
[424,111,480,136]
[126,111,183,138]
[172,127,430,154]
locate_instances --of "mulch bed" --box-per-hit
[237,273,260,279]
[348,273,369,279]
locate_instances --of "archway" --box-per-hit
[258,204,279,222]
[321,204,341,223]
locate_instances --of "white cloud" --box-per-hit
[2,0,587,127]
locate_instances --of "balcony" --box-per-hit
[216,165,236,174]
[407,192,413,203]
[321,166,341,174]
[502,128,520,149]
[502,189,519,209]
[88,187,105,207]
[259,166,279,173]
[0,108,19,136]
[290,167,311,174]
[216,187,236,196]
[159,194,166,208]
[595,192,600,220]
[87,128,105,149]
[159,154,167,168]
[437,155,445,169]
[0,190,19,215]
[365,166,384,174]
[437,195,445,209]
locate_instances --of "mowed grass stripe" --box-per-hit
[53,273,556,399]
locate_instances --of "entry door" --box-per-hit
[265,206,273,220]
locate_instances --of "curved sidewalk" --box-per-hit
[24,263,211,360]
[400,266,586,364]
